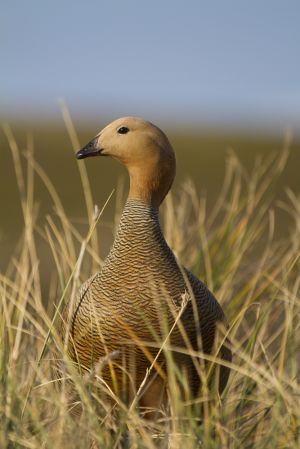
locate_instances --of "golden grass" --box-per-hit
[1,116,299,448]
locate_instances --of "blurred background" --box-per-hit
[1,0,300,270]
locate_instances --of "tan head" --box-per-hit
[76,117,176,208]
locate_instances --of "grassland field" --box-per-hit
[0,118,300,448]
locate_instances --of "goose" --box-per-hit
[61,116,231,414]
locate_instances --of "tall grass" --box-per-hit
[0,119,299,449]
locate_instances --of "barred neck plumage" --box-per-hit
[118,199,159,230]
[105,199,171,266]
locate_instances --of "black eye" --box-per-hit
[117,126,129,134]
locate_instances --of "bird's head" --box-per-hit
[76,116,176,208]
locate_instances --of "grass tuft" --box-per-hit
[1,120,299,448]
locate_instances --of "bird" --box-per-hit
[61,116,231,416]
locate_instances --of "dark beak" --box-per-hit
[76,137,103,159]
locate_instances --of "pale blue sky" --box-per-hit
[1,0,300,128]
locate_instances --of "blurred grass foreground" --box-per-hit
[0,112,300,448]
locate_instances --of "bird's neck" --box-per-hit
[105,199,169,265]
[127,162,174,208]
[128,170,161,208]
[116,199,161,242]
